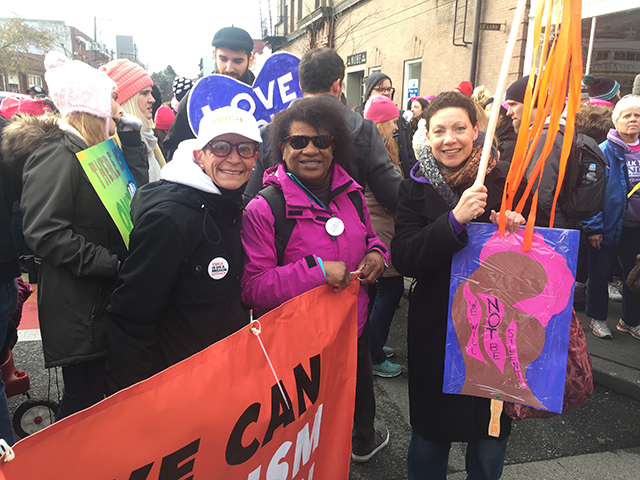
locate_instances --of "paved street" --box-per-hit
[8,293,640,479]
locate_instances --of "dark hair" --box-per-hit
[298,48,345,94]
[409,97,430,131]
[424,91,478,131]
[269,96,351,170]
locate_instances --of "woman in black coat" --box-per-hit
[391,92,524,480]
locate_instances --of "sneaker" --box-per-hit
[616,319,640,340]
[608,282,622,302]
[382,346,394,358]
[352,425,390,462]
[372,360,402,378]
[590,319,613,339]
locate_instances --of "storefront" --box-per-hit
[524,1,640,95]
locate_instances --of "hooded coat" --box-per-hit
[243,95,402,210]
[105,140,247,393]
[1,116,147,368]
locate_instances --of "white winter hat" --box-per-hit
[194,106,262,150]
[44,51,115,122]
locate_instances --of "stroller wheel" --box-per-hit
[13,399,58,438]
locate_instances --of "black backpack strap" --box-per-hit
[258,185,295,266]
[346,190,365,225]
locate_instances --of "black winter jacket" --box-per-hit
[106,180,247,393]
[1,116,148,367]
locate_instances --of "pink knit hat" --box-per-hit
[44,51,115,123]
[99,59,153,105]
[364,95,399,124]
[154,105,175,130]
[0,97,44,118]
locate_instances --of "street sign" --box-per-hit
[347,52,366,66]
[479,23,503,31]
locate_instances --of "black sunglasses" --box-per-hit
[205,140,259,158]
[283,135,335,150]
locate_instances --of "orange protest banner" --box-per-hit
[0,281,359,480]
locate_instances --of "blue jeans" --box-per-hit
[407,429,508,480]
[0,279,17,444]
[369,276,405,364]
[585,226,640,326]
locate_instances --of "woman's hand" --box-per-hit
[323,261,351,292]
[490,209,526,233]
[355,251,386,285]
[452,184,488,224]
[588,234,603,250]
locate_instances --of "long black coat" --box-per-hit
[1,116,147,368]
[391,162,514,443]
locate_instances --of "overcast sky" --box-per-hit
[5,0,270,78]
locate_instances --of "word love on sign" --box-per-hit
[188,52,302,134]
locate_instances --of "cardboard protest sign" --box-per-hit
[0,281,358,480]
[76,138,137,247]
[188,52,302,133]
[444,223,579,413]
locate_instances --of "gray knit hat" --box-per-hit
[633,73,640,96]
[364,72,391,100]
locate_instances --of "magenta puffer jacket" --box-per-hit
[241,163,389,336]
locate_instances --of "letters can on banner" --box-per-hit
[0,282,359,480]
[188,52,302,133]
[444,223,579,414]
[76,138,138,247]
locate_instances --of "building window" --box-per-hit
[28,75,43,88]
[403,60,422,109]
[582,8,640,95]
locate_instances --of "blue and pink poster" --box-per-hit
[188,52,301,134]
[443,223,579,413]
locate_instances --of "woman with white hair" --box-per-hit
[100,59,166,182]
[582,95,640,340]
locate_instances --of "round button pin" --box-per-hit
[325,217,345,237]
[208,257,229,280]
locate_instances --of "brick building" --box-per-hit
[0,18,111,93]
[265,0,639,109]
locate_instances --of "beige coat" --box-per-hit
[364,163,403,277]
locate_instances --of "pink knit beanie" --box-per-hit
[44,51,115,122]
[364,95,399,124]
[99,59,153,105]
[154,105,175,130]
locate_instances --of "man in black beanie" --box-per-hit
[163,26,256,160]
[505,75,576,229]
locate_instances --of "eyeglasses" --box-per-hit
[205,140,259,158]
[283,135,335,150]
[373,86,395,95]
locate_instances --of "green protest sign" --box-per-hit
[76,139,138,247]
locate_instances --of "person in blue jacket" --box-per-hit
[582,95,640,340]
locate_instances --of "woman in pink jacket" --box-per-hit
[241,96,390,463]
